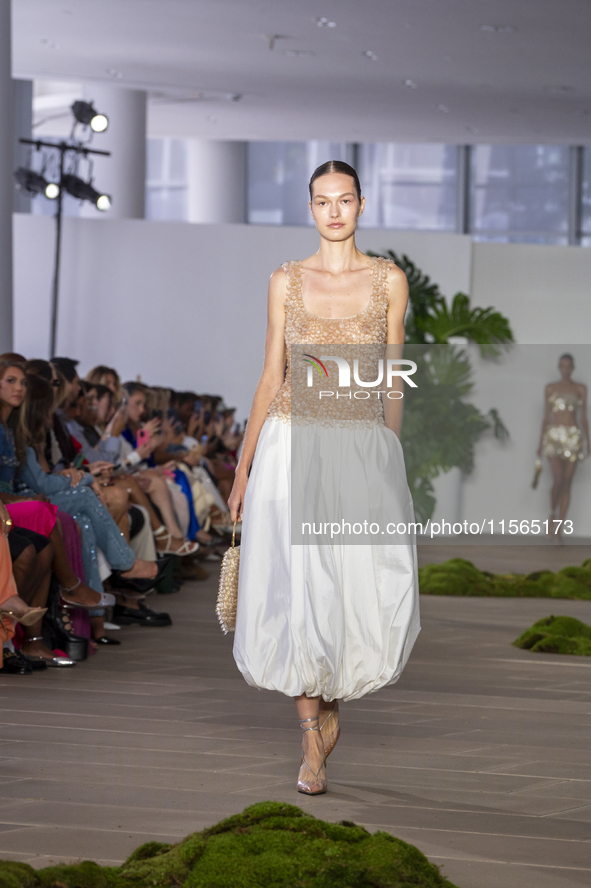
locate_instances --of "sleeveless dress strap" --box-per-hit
[281,259,303,307]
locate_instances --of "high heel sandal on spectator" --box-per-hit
[297,716,328,795]
[319,700,340,758]
[21,637,76,667]
[0,605,48,627]
[59,578,116,609]
[43,587,89,662]
[153,526,199,557]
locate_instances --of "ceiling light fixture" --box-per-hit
[437,104,449,113]
[106,68,123,79]
[544,84,574,94]
[362,50,378,61]
[286,49,315,57]
[404,79,417,88]
[316,17,336,28]
[480,24,515,33]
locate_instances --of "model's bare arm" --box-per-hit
[579,384,589,456]
[228,269,288,520]
[537,385,552,456]
[382,264,409,438]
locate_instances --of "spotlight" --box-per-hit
[14,167,60,199]
[44,181,61,200]
[62,173,111,211]
[71,100,109,133]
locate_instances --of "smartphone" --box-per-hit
[194,398,203,413]
[203,410,212,425]
[137,428,150,448]
[72,453,85,468]
[120,396,128,408]
[150,409,163,421]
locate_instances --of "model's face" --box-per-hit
[309,172,364,240]
[0,366,27,411]
[127,392,145,423]
[559,358,574,378]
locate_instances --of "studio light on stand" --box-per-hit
[16,101,112,357]
[71,100,109,133]
[62,174,111,211]
[14,167,60,200]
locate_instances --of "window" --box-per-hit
[146,139,188,221]
[581,147,591,247]
[247,142,351,225]
[357,143,457,230]
[471,145,569,244]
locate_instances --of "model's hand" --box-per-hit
[228,472,247,522]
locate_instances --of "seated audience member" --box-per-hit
[70,381,201,558]
[85,365,121,399]
[1,500,75,670]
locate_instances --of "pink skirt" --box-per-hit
[6,501,58,536]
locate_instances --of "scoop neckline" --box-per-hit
[296,256,378,321]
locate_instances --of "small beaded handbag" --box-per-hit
[216,519,240,633]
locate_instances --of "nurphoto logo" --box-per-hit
[303,353,417,399]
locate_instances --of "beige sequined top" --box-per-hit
[266,256,394,428]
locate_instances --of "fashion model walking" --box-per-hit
[229,161,420,795]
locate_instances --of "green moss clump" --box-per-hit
[419,558,591,599]
[0,802,459,888]
[514,615,591,656]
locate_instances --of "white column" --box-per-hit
[0,0,13,352]
[187,140,247,224]
[12,79,32,214]
[81,85,146,219]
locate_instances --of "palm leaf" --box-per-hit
[419,292,514,356]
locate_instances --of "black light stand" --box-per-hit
[18,137,111,358]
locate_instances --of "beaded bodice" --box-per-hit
[548,390,582,414]
[267,256,392,427]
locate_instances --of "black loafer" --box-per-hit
[2,650,33,674]
[137,602,172,622]
[112,604,172,627]
[94,636,121,646]
[110,557,172,595]
[18,653,49,671]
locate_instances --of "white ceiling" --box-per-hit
[13,0,591,144]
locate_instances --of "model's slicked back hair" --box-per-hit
[309,160,361,202]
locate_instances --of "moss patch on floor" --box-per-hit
[514,615,591,656]
[0,802,459,888]
[419,557,591,599]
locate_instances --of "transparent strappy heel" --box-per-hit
[319,700,340,758]
[297,716,328,795]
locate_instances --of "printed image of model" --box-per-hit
[537,353,589,535]
[229,161,420,795]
